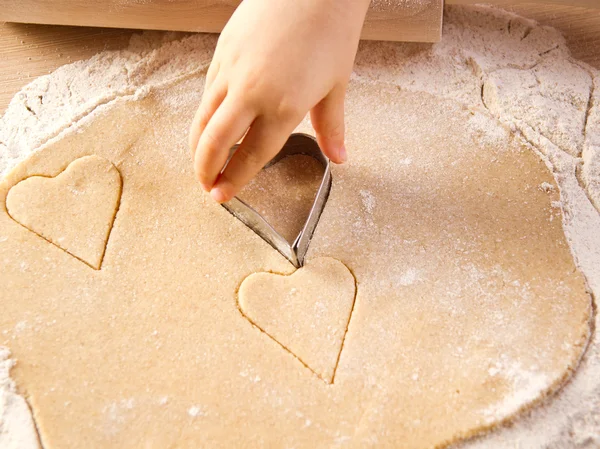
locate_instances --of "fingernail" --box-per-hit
[200,182,211,192]
[210,187,227,203]
[339,145,347,163]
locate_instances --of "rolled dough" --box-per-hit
[0,74,592,449]
[6,155,122,270]
[238,154,323,243]
[238,257,357,384]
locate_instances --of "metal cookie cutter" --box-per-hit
[222,133,332,268]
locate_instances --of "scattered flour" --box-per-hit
[187,405,205,418]
[482,360,551,425]
[0,348,41,449]
[359,189,376,214]
[539,182,555,193]
[398,268,419,287]
[0,4,599,448]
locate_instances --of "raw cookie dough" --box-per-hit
[6,155,121,270]
[0,74,592,449]
[239,257,356,384]
[238,154,323,243]
[0,348,42,449]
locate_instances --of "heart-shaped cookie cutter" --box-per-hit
[222,133,332,268]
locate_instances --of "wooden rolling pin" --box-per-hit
[0,0,597,43]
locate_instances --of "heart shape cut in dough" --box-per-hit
[237,154,325,246]
[238,257,356,384]
[6,155,122,270]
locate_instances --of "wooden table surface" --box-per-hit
[0,3,599,114]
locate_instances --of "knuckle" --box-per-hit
[326,121,344,140]
[235,147,264,169]
[193,155,211,180]
[194,164,211,185]
[199,128,221,156]
[273,96,303,122]
[197,171,210,185]
[197,103,211,122]
[206,63,219,84]
[236,78,302,123]
[190,108,210,142]
[241,70,262,91]
[234,76,264,106]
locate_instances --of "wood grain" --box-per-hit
[449,0,599,7]
[0,23,134,113]
[1,4,599,114]
[0,0,444,43]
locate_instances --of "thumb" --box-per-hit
[310,84,347,164]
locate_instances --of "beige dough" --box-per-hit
[239,257,356,384]
[6,155,121,270]
[0,76,592,449]
[238,154,323,243]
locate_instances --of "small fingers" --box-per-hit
[193,96,255,191]
[210,117,295,203]
[205,60,220,92]
[310,83,347,164]
[188,81,227,158]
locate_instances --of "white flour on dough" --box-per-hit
[0,348,41,449]
[0,5,599,448]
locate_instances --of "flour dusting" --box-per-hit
[0,4,599,448]
[482,360,552,424]
[0,348,41,449]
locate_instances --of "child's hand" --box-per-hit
[189,0,370,203]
